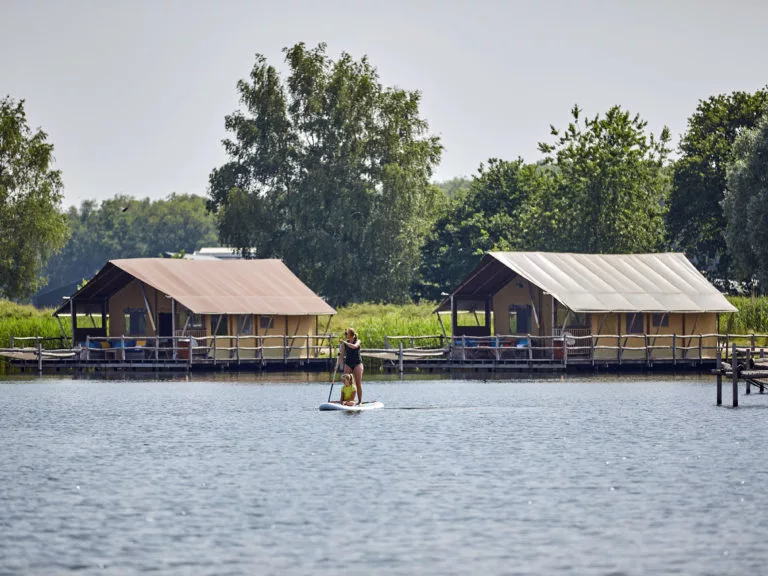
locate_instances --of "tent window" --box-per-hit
[124,308,146,336]
[651,313,668,327]
[625,314,644,334]
[239,315,253,335]
[509,305,531,334]
[211,314,229,336]
[260,316,274,331]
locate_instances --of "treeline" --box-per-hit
[2,43,768,307]
[37,194,218,305]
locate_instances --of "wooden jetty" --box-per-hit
[375,333,743,375]
[713,343,768,407]
[1,334,339,374]
[3,332,767,379]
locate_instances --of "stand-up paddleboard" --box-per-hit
[319,401,384,412]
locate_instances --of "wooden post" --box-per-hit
[746,350,752,395]
[236,333,240,365]
[155,336,159,361]
[527,335,532,366]
[398,342,404,376]
[187,341,192,370]
[10,336,14,349]
[672,334,677,366]
[213,335,217,366]
[617,335,622,366]
[171,298,176,360]
[121,335,125,362]
[698,334,703,364]
[283,335,288,365]
[732,343,739,407]
[563,335,568,367]
[37,338,42,374]
[725,334,729,363]
[495,335,500,362]
[716,346,722,405]
[85,335,91,362]
[644,333,649,367]
[751,333,756,352]
[306,335,310,361]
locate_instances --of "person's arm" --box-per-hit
[345,339,361,350]
[337,341,345,370]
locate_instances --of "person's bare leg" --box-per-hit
[353,364,363,404]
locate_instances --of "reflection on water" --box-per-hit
[1,374,767,575]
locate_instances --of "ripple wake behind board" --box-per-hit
[318,401,384,412]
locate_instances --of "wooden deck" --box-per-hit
[2,333,765,375]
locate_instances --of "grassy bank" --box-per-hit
[726,296,768,334]
[0,300,69,349]
[330,302,446,349]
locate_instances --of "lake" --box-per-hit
[1,372,767,575]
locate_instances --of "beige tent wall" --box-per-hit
[492,279,550,337]
[591,313,619,361]
[646,313,718,360]
[108,280,171,338]
[590,312,718,361]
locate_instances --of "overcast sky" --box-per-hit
[2,0,766,206]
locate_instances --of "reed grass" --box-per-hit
[727,296,768,334]
[0,300,70,349]
[329,302,447,349]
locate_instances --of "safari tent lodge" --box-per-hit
[50,258,336,367]
[435,252,737,367]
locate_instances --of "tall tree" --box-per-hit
[723,110,768,289]
[0,97,69,299]
[208,43,443,305]
[420,159,556,296]
[538,105,671,253]
[667,89,768,278]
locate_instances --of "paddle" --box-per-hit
[327,341,344,402]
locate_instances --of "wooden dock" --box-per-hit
[713,343,768,407]
[3,332,766,378]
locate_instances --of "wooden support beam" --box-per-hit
[732,343,738,408]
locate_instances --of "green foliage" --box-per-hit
[727,296,768,334]
[723,111,768,288]
[538,105,671,253]
[208,42,443,305]
[40,193,218,300]
[667,89,768,279]
[0,97,69,299]
[421,105,671,294]
[329,302,446,349]
[435,176,471,198]
[420,158,556,296]
[0,299,70,349]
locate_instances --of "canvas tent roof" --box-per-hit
[53,258,336,316]
[436,252,737,314]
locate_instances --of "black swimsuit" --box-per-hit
[344,340,362,369]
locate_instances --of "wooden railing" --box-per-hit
[5,332,768,371]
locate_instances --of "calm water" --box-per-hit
[2,372,768,576]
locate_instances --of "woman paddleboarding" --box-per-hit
[338,328,363,405]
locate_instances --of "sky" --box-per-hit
[2,0,767,206]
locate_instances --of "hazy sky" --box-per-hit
[2,0,766,206]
